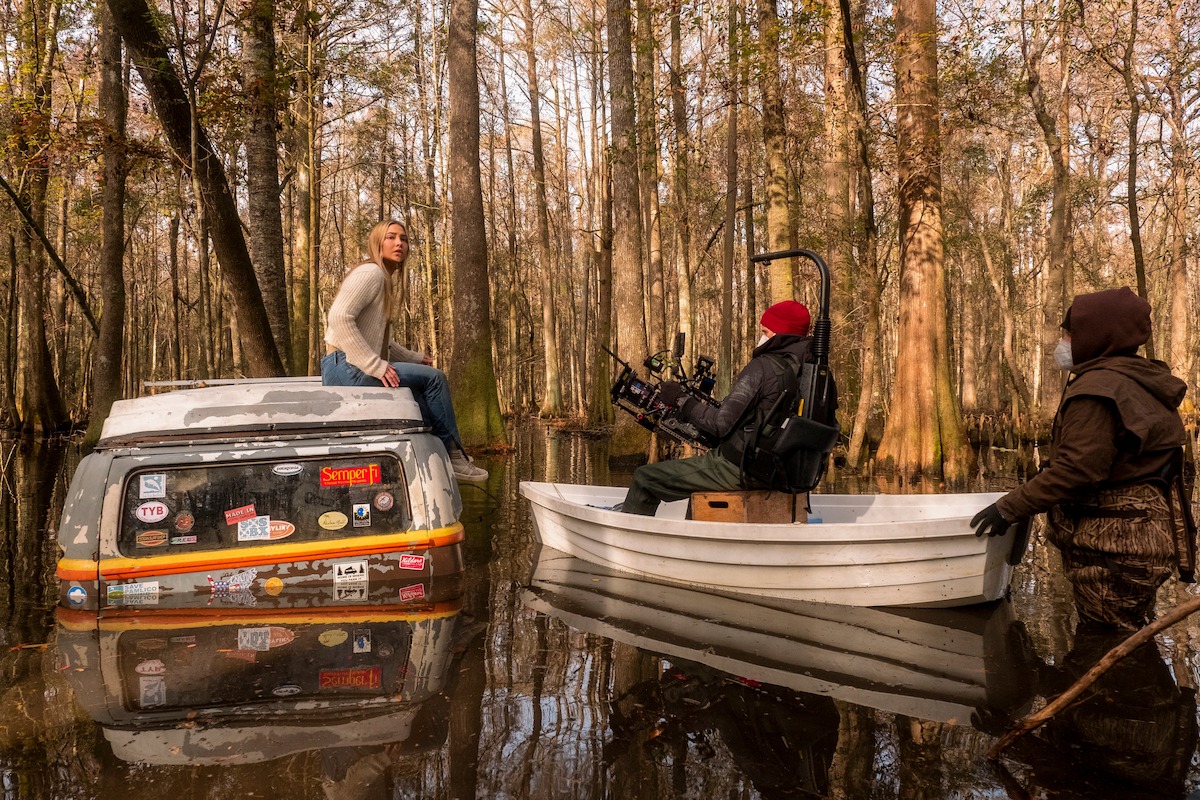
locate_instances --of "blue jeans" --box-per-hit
[321,350,464,454]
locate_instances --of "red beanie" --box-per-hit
[761,301,811,336]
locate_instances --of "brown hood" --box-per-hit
[1065,287,1151,363]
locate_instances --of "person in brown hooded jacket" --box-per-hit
[971,287,1194,629]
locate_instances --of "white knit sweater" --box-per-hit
[324,262,424,378]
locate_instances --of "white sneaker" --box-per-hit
[449,451,488,482]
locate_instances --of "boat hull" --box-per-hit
[519,481,1020,607]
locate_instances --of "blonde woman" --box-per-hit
[321,220,487,482]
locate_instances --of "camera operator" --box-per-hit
[621,300,827,515]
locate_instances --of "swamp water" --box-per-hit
[2,424,1199,799]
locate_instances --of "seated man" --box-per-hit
[622,301,820,515]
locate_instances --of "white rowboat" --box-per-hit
[519,481,1025,608]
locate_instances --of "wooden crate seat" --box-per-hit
[691,490,808,524]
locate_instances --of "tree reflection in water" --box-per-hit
[0,426,1198,798]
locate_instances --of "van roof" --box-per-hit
[99,378,425,445]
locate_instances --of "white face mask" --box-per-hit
[757,334,771,348]
[1053,338,1074,371]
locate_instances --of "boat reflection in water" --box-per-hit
[524,546,1037,729]
[55,574,467,794]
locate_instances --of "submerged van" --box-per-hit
[56,378,467,611]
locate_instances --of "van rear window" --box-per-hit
[118,456,408,556]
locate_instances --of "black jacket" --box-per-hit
[676,335,816,453]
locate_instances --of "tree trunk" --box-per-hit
[719,0,738,392]
[607,0,651,459]
[824,0,855,402]
[587,9,615,427]
[448,0,507,449]
[757,0,792,301]
[636,0,666,348]
[243,0,292,371]
[521,0,565,417]
[84,3,129,448]
[841,0,881,470]
[13,0,69,434]
[668,0,695,366]
[1166,55,1190,385]
[1021,1,1072,421]
[875,0,974,481]
[107,0,284,376]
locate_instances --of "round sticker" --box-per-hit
[318,629,348,647]
[272,684,302,697]
[373,491,394,511]
[135,501,170,524]
[67,585,87,606]
[174,512,195,533]
[272,463,303,477]
[318,511,348,530]
[264,577,284,596]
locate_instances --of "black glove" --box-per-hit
[971,502,1011,538]
[657,381,684,408]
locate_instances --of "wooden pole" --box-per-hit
[986,592,1200,760]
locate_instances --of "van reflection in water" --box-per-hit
[55,576,471,796]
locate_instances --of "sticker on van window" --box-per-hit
[135,501,170,523]
[224,504,257,525]
[136,530,168,547]
[352,504,371,527]
[268,520,295,540]
[272,463,304,477]
[373,492,394,511]
[139,474,166,499]
[238,515,271,541]
[174,512,195,533]
[319,464,382,487]
[319,511,348,530]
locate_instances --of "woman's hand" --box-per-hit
[381,364,400,387]
[421,354,433,366]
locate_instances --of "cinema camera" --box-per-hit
[604,333,720,448]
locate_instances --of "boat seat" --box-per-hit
[691,490,808,524]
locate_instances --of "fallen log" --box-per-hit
[986,592,1200,760]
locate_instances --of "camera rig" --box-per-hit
[603,332,720,448]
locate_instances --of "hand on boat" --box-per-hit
[971,503,1011,538]
[657,381,684,407]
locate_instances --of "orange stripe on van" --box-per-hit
[55,524,464,581]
